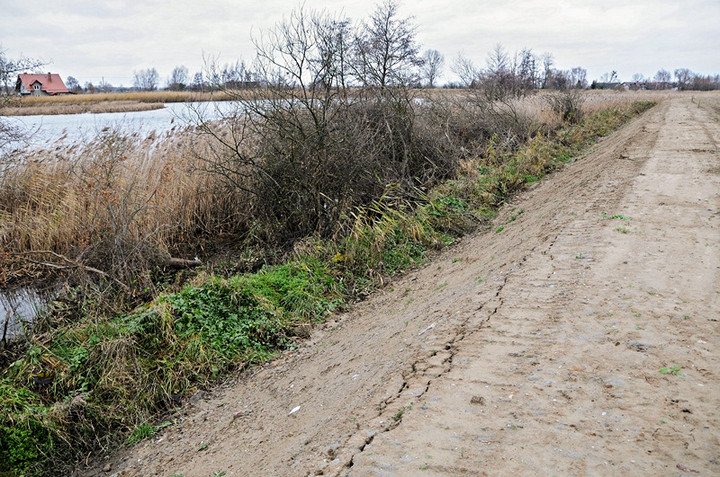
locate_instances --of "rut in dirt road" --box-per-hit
[89,96,719,477]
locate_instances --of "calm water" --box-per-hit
[2,101,233,153]
[0,287,50,342]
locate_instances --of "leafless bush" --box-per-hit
[545,90,585,124]
[190,2,451,246]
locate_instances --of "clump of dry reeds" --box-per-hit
[0,126,250,292]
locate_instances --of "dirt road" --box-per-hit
[90,95,720,476]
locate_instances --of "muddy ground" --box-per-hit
[83,94,720,476]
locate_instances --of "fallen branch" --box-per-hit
[11,250,131,292]
[166,257,202,268]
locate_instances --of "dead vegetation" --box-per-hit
[0,100,164,116]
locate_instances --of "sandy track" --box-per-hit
[87,95,720,476]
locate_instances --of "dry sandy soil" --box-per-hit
[83,94,720,476]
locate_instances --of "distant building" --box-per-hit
[590,81,624,90]
[16,73,70,96]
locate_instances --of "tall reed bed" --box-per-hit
[0,127,250,294]
[1,91,238,116]
[1,100,164,116]
[6,90,223,105]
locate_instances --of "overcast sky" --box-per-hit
[2,0,718,87]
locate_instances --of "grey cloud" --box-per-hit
[2,0,718,85]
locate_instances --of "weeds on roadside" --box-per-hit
[603,212,629,220]
[659,365,685,377]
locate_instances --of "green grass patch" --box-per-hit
[603,212,630,220]
[659,365,685,377]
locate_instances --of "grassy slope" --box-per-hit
[0,100,654,476]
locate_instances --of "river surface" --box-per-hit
[0,287,50,342]
[2,101,233,153]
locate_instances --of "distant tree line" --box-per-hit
[60,62,720,94]
[448,44,588,99]
[672,68,720,91]
[593,68,720,91]
[5,24,719,95]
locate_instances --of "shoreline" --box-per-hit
[1,100,165,116]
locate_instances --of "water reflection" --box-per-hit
[3,101,233,153]
[0,287,50,342]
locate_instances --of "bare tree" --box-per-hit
[192,72,205,91]
[540,53,554,88]
[599,70,618,83]
[650,69,671,90]
[569,67,587,88]
[674,68,693,90]
[133,67,159,91]
[65,75,81,92]
[223,60,255,88]
[0,47,46,96]
[481,44,517,99]
[477,44,542,98]
[190,2,444,242]
[421,49,444,87]
[653,68,671,83]
[0,48,46,161]
[486,43,510,75]
[192,7,361,237]
[353,0,423,89]
[690,74,720,91]
[168,65,189,90]
[452,54,480,87]
[515,48,539,90]
[98,78,113,93]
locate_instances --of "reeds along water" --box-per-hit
[0,100,165,116]
[0,125,249,289]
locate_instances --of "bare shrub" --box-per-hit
[546,90,585,124]
[191,2,451,247]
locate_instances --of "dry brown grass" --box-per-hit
[0,128,249,287]
[10,90,223,105]
[1,100,164,116]
[0,89,276,116]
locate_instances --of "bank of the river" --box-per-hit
[0,97,656,476]
[103,94,719,477]
[1,100,164,116]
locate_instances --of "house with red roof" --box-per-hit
[16,73,70,96]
